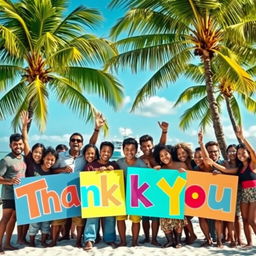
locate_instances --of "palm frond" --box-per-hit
[179,96,209,130]
[50,76,97,122]
[0,25,26,56]
[110,8,189,40]
[27,77,48,131]
[53,6,102,40]
[131,48,193,111]
[240,93,256,113]
[109,40,190,74]
[213,48,256,94]
[69,35,117,65]
[0,81,26,119]
[0,0,32,50]
[0,65,23,90]
[184,64,205,83]
[66,67,123,109]
[174,85,206,107]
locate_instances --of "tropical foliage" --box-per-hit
[109,0,256,158]
[174,63,256,144]
[0,0,123,132]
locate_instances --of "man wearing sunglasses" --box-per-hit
[49,113,105,247]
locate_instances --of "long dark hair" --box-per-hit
[236,143,250,169]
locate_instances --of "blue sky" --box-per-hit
[1,0,256,152]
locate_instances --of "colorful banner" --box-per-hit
[14,169,238,224]
[185,171,238,222]
[126,167,187,219]
[80,170,126,218]
[14,173,81,225]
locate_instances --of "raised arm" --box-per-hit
[89,113,106,145]
[198,130,212,169]
[203,157,238,174]
[158,121,169,145]
[20,111,31,156]
[236,126,256,164]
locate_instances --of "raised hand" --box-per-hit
[198,130,203,144]
[235,126,244,140]
[95,112,105,129]
[20,110,31,127]
[203,157,213,166]
[158,121,169,132]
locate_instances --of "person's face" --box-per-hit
[100,146,113,162]
[159,149,172,165]
[207,145,220,162]
[140,140,153,156]
[227,146,237,161]
[237,148,250,162]
[69,135,83,152]
[177,147,188,162]
[194,151,203,166]
[32,147,43,163]
[123,144,137,161]
[84,147,96,163]
[10,139,24,156]
[42,153,56,169]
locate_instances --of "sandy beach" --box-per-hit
[0,208,255,256]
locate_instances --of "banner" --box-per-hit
[80,170,126,218]
[14,169,238,224]
[126,168,238,222]
[185,171,238,221]
[14,173,81,225]
[126,167,187,219]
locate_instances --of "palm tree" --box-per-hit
[0,0,123,132]
[109,0,256,159]
[174,64,256,144]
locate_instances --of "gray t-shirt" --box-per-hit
[0,153,26,200]
[117,157,147,180]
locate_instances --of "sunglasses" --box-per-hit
[70,138,83,143]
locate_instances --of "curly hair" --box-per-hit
[173,143,193,162]
[153,144,174,166]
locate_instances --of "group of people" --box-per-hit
[0,112,255,254]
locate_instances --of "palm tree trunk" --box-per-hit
[224,96,242,144]
[203,54,227,159]
[27,100,34,133]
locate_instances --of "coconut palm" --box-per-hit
[174,64,256,144]
[109,0,256,158]
[0,0,123,132]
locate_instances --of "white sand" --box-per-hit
[0,208,255,256]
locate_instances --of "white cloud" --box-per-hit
[119,127,133,137]
[134,96,175,117]
[246,125,256,138]
[122,96,131,108]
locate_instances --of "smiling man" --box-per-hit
[49,113,105,248]
[0,133,26,254]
